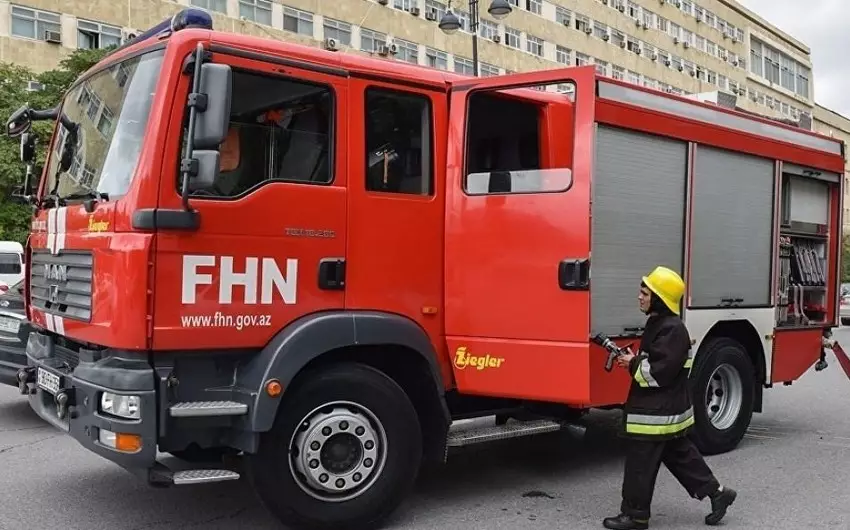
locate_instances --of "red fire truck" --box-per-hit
[5,8,847,530]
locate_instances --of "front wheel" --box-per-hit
[689,337,756,456]
[246,362,423,530]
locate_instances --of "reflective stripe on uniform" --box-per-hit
[626,407,695,435]
[634,354,659,388]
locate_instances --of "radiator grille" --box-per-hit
[29,250,93,322]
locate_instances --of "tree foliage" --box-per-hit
[0,47,110,244]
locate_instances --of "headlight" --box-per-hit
[100,392,141,420]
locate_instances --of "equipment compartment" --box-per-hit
[775,169,836,327]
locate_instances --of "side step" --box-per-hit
[169,401,247,418]
[173,469,240,485]
[446,418,565,448]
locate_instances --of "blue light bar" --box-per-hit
[110,8,213,55]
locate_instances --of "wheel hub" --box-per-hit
[704,363,743,430]
[290,402,387,502]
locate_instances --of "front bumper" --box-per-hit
[21,331,158,471]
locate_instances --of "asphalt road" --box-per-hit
[2,330,850,530]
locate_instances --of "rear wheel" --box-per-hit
[247,362,423,530]
[689,337,755,455]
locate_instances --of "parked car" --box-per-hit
[0,241,24,287]
[0,278,30,387]
[840,283,850,326]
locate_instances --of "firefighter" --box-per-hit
[602,266,738,530]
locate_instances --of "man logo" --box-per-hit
[43,264,68,282]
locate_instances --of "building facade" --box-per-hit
[0,0,846,228]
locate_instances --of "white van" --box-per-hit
[0,241,24,288]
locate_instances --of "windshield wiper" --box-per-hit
[60,190,109,212]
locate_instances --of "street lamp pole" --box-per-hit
[438,0,513,77]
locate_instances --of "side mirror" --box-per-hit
[189,150,220,191]
[192,63,232,149]
[7,104,32,138]
[20,132,36,163]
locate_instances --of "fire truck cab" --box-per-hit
[6,8,846,530]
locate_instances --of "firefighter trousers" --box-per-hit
[620,435,721,520]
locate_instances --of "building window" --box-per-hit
[454,56,475,75]
[627,1,639,19]
[323,18,351,45]
[425,0,446,22]
[190,0,227,13]
[283,7,314,36]
[10,6,60,41]
[627,70,640,85]
[478,19,498,40]
[595,60,608,76]
[611,65,625,80]
[365,88,433,196]
[238,0,272,25]
[525,0,542,15]
[574,14,590,32]
[556,45,570,65]
[77,19,122,49]
[393,0,416,10]
[96,106,114,137]
[593,21,608,40]
[504,27,521,49]
[610,29,625,48]
[360,28,386,53]
[480,63,500,76]
[426,47,448,70]
[575,52,589,66]
[555,6,571,25]
[394,39,419,64]
[526,34,543,56]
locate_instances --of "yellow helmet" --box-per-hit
[642,266,685,315]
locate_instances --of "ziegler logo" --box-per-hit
[453,346,505,371]
[88,216,109,233]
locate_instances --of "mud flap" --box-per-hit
[822,338,850,380]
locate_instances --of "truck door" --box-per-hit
[444,66,596,403]
[150,49,348,351]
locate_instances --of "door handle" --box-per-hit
[558,258,589,291]
[318,258,345,290]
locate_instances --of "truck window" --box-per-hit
[364,88,433,196]
[185,69,334,198]
[463,92,571,195]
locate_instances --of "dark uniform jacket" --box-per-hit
[622,313,695,441]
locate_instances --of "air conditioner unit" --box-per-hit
[584,27,592,34]
[673,37,679,44]
[409,6,420,15]
[619,41,626,48]
[618,5,625,12]
[324,38,338,51]
[43,30,61,43]
[25,80,44,92]
[635,47,641,54]
[732,59,739,66]
[562,18,569,26]
[651,53,658,60]
[378,0,388,5]
[425,10,437,20]
[642,22,648,29]
[492,34,500,43]
[635,18,641,26]
[603,34,610,41]
[678,64,684,71]
[377,44,390,55]
[683,41,690,48]
[689,69,696,77]
[738,87,745,95]
[388,43,398,54]
[665,59,671,66]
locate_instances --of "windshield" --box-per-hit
[43,48,165,200]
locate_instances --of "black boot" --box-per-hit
[602,514,649,530]
[705,487,737,525]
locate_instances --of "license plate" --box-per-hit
[0,316,19,335]
[37,367,61,395]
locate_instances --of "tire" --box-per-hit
[688,337,755,456]
[246,362,423,530]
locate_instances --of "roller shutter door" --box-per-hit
[689,145,775,307]
[591,125,688,336]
